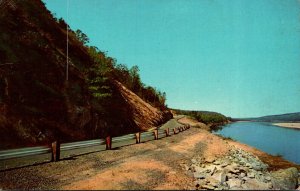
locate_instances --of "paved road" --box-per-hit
[0,116,196,190]
[0,116,185,171]
[159,115,185,130]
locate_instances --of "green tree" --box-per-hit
[129,65,142,93]
[87,46,112,101]
[75,29,89,45]
[58,18,69,29]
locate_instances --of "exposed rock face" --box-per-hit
[112,80,172,131]
[185,146,299,190]
[271,167,298,190]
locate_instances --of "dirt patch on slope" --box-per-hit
[113,80,172,131]
[169,131,229,162]
[64,159,169,190]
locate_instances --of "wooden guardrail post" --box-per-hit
[173,128,177,134]
[135,132,141,143]
[106,136,112,150]
[154,129,158,140]
[51,141,60,162]
[165,128,169,137]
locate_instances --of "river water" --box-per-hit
[213,122,300,164]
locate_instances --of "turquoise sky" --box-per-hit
[43,0,300,118]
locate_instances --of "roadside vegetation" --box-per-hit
[174,109,229,124]
[173,109,230,131]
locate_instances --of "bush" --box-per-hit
[173,109,228,124]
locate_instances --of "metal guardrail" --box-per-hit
[140,131,153,137]
[158,129,166,134]
[0,146,51,160]
[61,139,106,151]
[0,124,191,170]
[112,133,136,142]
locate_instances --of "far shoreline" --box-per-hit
[272,122,300,130]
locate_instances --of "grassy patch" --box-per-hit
[274,153,283,158]
[223,136,235,141]
[121,179,150,190]
[215,134,236,141]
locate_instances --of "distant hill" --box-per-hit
[234,112,300,122]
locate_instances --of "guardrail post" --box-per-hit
[173,128,177,134]
[179,127,183,132]
[135,132,141,143]
[154,129,158,140]
[165,128,169,137]
[51,141,60,162]
[106,136,112,150]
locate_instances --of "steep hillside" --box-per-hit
[114,81,172,131]
[0,0,172,149]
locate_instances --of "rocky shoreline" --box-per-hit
[186,146,300,190]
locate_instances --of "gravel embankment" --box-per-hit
[189,146,299,190]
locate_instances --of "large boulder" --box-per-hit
[271,167,298,190]
[211,170,227,183]
[226,179,242,189]
[193,172,206,179]
[242,178,270,190]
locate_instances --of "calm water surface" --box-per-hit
[213,122,300,164]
